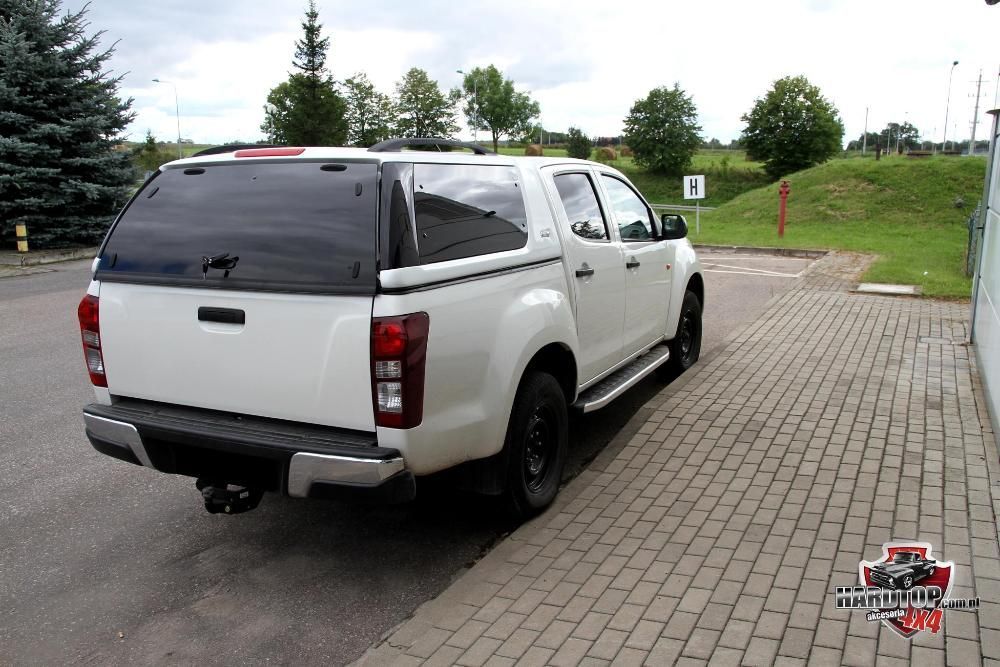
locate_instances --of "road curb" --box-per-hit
[0,247,97,267]
[693,243,828,258]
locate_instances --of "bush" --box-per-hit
[131,131,174,174]
[623,84,701,176]
[565,127,592,160]
[524,144,543,156]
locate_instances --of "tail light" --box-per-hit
[77,294,107,387]
[371,312,429,428]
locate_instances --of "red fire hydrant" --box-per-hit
[778,180,791,238]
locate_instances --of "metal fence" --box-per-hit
[968,202,983,277]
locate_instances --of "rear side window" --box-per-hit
[97,161,378,294]
[412,164,528,264]
[554,173,608,241]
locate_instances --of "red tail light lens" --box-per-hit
[371,313,429,428]
[77,294,107,387]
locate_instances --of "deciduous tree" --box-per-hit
[623,84,702,176]
[457,65,538,153]
[343,72,395,147]
[740,75,844,179]
[0,0,135,248]
[394,68,457,139]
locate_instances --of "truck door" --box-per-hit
[598,173,671,357]
[547,169,626,383]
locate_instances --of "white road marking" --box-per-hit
[702,262,802,278]
[697,255,813,262]
[703,269,801,278]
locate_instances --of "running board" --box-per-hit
[572,344,670,413]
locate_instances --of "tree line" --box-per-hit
[261,2,539,154]
[0,0,873,250]
[264,3,847,182]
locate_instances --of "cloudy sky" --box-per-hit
[78,0,999,147]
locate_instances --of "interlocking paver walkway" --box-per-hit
[357,253,999,666]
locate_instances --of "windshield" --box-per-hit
[892,553,918,563]
[97,160,379,294]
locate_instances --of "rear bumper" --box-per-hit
[82,400,414,502]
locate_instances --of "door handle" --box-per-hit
[575,265,595,278]
[626,258,641,269]
[198,307,245,324]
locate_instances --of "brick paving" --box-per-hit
[357,253,999,666]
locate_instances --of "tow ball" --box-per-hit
[195,479,264,514]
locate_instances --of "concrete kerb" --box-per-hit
[0,247,96,267]
[693,243,828,259]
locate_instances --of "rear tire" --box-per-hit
[503,371,568,519]
[658,289,702,380]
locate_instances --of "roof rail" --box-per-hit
[191,144,284,157]
[367,138,495,155]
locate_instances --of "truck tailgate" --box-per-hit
[98,283,375,430]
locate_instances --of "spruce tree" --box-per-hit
[261,1,347,146]
[0,0,135,248]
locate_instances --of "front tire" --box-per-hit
[503,371,568,518]
[659,289,702,379]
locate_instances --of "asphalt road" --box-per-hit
[0,250,814,665]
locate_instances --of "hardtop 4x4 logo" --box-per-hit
[836,542,978,638]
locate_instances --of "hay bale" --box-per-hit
[524,144,543,156]
[596,146,617,162]
[620,147,633,157]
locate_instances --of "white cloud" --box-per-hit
[83,0,1000,145]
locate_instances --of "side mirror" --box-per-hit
[660,213,688,240]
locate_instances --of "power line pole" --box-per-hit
[970,69,983,155]
[862,106,869,154]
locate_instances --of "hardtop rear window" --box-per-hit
[412,163,528,264]
[97,160,378,294]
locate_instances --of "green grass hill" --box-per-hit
[696,156,987,298]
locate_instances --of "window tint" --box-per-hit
[602,175,653,241]
[98,161,379,293]
[413,164,528,264]
[554,173,608,241]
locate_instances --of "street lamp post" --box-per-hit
[456,70,479,143]
[943,60,959,152]
[152,78,182,159]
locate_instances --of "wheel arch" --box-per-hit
[687,272,705,308]
[523,342,577,405]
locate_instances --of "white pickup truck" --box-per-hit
[79,138,703,516]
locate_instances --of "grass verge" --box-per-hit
[694,156,986,298]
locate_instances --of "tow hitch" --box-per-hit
[196,479,264,514]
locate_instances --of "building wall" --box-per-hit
[974,111,1000,436]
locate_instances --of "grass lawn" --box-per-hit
[695,155,986,298]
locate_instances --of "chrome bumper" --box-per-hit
[84,413,154,468]
[287,453,406,497]
[83,412,406,499]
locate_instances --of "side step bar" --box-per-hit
[572,343,671,413]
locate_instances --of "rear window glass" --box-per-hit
[412,164,528,264]
[97,161,378,294]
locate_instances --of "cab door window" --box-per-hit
[601,175,655,242]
